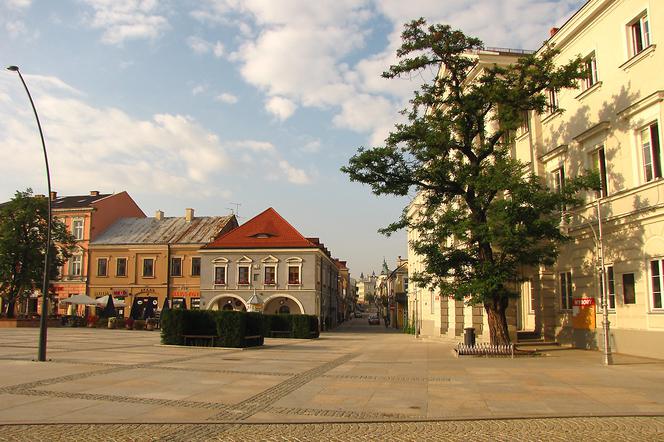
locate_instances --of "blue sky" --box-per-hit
[0,0,584,277]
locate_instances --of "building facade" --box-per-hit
[199,208,340,329]
[50,191,145,314]
[88,209,237,318]
[514,0,664,358]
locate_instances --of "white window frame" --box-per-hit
[560,271,573,310]
[237,265,251,285]
[116,257,128,277]
[628,11,651,58]
[582,52,598,91]
[96,257,108,277]
[602,265,616,310]
[590,145,609,197]
[547,89,559,113]
[170,256,183,277]
[286,257,303,285]
[69,254,82,277]
[142,257,155,278]
[650,258,664,310]
[639,121,662,183]
[264,265,277,285]
[212,257,229,286]
[72,218,84,240]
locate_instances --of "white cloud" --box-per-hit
[5,20,27,38]
[5,0,32,9]
[215,92,238,104]
[301,139,321,154]
[265,96,296,121]
[0,73,312,201]
[186,35,224,57]
[192,84,206,95]
[278,160,310,185]
[81,0,169,45]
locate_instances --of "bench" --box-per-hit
[183,334,216,347]
[270,330,293,338]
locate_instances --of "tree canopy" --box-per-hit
[342,19,596,344]
[0,189,76,317]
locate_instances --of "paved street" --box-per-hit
[0,318,663,440]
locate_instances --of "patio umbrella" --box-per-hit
[129,297,140,320]
[95,295,126,308]
[100,295,116,319]
[161,297,170,312]
[60,294,97,305]
[143,297,156,319]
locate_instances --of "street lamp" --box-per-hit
[565,197,613,366]
[6,65,52,362]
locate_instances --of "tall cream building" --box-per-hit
[408,0,664,359]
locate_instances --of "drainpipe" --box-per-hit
[166,243,171,310]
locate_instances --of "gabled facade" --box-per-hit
[88,209,237,318]
[50,190,145,314]
[200,208,340,329]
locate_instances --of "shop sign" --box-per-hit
[572,297,596,330]
[172,290,200,297]
[113,289,128,297]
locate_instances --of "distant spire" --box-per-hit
[360,272,364,279]
[381,258,389,275]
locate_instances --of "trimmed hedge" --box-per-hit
[161,309,263,348]
[262,314,319,339]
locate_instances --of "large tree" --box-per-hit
[343,19,595,344]
[0,189,76,318]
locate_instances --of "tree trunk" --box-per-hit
[484,296,510,345]
[5,299,16,318]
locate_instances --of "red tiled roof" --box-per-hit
[204,207,317,249]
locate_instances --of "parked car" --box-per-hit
[368,314,380,325]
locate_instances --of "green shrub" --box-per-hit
[133,319,146,330]
[262,314,319,339]
[161,310,263,348]
[95,317,108,328]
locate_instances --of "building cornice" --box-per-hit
[617,90,664,120]
[573,120,610,143]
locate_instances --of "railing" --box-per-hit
[455,343,514,358]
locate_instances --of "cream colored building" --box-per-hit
[408,0,664,358]
[514,0,664,359]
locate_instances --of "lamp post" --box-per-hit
[7,65,52,362]
[566,198,612,366]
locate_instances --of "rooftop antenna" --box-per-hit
[228,202,242,219]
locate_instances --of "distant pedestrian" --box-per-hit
[384,315,390,328]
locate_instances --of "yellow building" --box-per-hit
[88,209,237,318]
[514,0,664,359]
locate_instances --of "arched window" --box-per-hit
[278,305,290,314]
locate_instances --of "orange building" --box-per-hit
[88,209,237,318]
[50,191,145,314]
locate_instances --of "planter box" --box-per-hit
[0,318,61,328]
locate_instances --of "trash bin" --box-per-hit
[464,327,476,346]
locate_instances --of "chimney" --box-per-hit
[549,27,559,37]
[155,210,164,221]
[90,190,99,196]
[185,208,194,222]
[50,191,57,200]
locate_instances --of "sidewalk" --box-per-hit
[0,320,662,438]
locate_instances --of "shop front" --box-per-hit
[170,288,201,310]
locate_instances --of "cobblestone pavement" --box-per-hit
[1,322,664,440]
[0,416,662,441]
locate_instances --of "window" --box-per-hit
[590,146,609,197]
[430,290,434,314]
[170,257,182,277]
[519,111,529,134]
[560,271,573,310]
[601,266,616,310]
[72,219,84,240]
[214,266,226,285]
[191,257,201,276]
[552,166,565,193]
[264,266,276,285]
[582,53,598,90]
[190,298,200,310]
[288,266,301,285]
[651,259,664,309]
[238,265,250,285]
[69,255,82,276]
[623,273,636,304]
[142,258,154,278]
[116,257,127,277]
[629,12,650,57]
[641,122,662,183]
[97,258,108,277]
[547,89,559,113]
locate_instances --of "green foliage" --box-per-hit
[261,314,319,338]
[0,189,77,317]
[161,310,263,348]
[341,19,593,344]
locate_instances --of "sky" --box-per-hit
[0,0,585,277]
